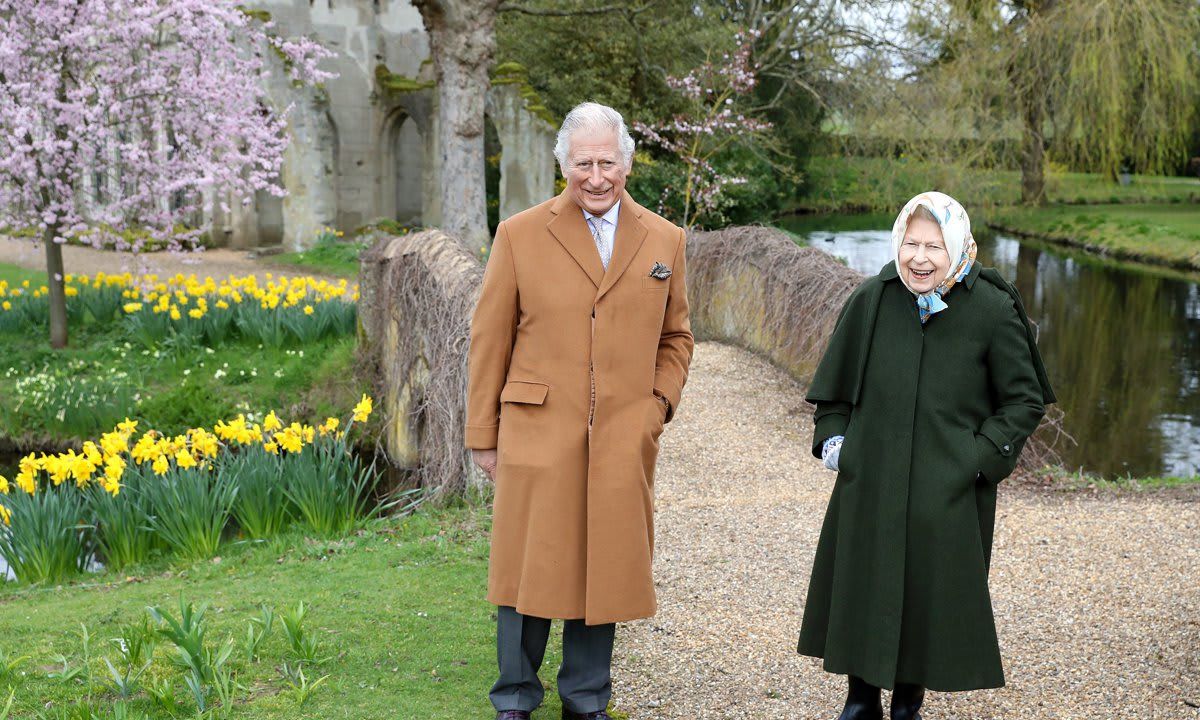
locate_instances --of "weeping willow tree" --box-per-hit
[851,0,1200,205]
[1014,0,1200,203]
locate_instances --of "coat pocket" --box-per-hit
[642,275,670,291]
[500,381,549,405]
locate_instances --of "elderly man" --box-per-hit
[466,102,693,720]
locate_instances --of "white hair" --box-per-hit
[554,102,635,174]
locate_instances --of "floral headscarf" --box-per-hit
[891,191,978,324]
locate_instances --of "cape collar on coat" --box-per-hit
[809,261,1054,407]
[878,259,982,290]
[547,189,649,301]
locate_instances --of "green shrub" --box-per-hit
[0,485,93,584]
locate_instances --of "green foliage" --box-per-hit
[141,467,238,561]
[0,486,92,584]
[86,474,159,571]
[225,446,292,540]
[794,155,1200,214]
[244,604,275,663]
[282,439,379,538]
[496,0,729,126]
[1,359,138,440]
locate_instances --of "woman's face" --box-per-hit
[898,215,950,294]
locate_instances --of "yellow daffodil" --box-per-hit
[43,453,71,486]
[263,411,283,433]
[1,301,10,311]
[131,434,161,464]
[122,302,143,313]
[118,418,139,434]
[152,455,170,476]
[276,426,303,454]
[263,441,279,455]
[100,430,129,457]
[188,308,205,319]
[190,428,220,458]
[175,449,196,469]
[303,305,314,315]
[319,417,339,436]
[0,504,10,527]
[352,394,373,423]
[0,475,8,495]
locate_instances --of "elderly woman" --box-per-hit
[797,192,1055,720]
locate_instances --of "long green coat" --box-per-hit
[798,261,1055,692]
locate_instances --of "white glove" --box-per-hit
[821,435,844,472]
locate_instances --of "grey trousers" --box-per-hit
[489,606,616,714]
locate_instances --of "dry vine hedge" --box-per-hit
[358,229,485,500]
[687,225,1069,472]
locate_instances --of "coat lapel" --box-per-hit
[547,190,604,288]
[595,191,648,303]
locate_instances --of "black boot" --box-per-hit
[837,675,883,720]
[889,683,925,720]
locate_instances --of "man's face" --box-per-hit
[565,129,628,215]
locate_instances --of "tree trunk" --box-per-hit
[1020,96,1047,206]
[42,223,68,349]
[413,0,500,252]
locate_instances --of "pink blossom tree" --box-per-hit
[633,32,772,229]
[0,1,334,348]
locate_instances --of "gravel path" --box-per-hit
[614,341,1200,719]
[0,236,335,281]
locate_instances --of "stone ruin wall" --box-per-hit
[210,0,557,252]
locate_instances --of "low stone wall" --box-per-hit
[358,229,485,499]
[686,226,863,383]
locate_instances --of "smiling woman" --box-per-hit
[798,190,1055,719]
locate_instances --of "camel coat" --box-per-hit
[466,189,693,625]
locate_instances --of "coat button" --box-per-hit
[1002,444,1011,454]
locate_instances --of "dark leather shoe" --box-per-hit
[890,683,925,720]
[838,675,883,720]
[496,712,531,720]
[561,708,610,720]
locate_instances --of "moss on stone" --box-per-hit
[375,64,436,94]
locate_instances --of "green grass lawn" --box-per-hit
[0,264,47,288]
[272,238,369,279]
[0,503,567,719]
[988,203,1200,270]
[796,155,1200,213]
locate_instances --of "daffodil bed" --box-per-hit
[0,396,377,585]
[0,271,358,347]
[0,266,366,448]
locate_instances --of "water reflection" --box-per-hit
[785,218,1200,478]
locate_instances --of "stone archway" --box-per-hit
[378,106,425,225]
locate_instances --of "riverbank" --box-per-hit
[988,203,1200,272]
[795,155,1200,213]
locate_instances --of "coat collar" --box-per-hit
[878,260,982,289]
[548,189,648,298]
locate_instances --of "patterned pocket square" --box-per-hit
[649,262,672,280]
